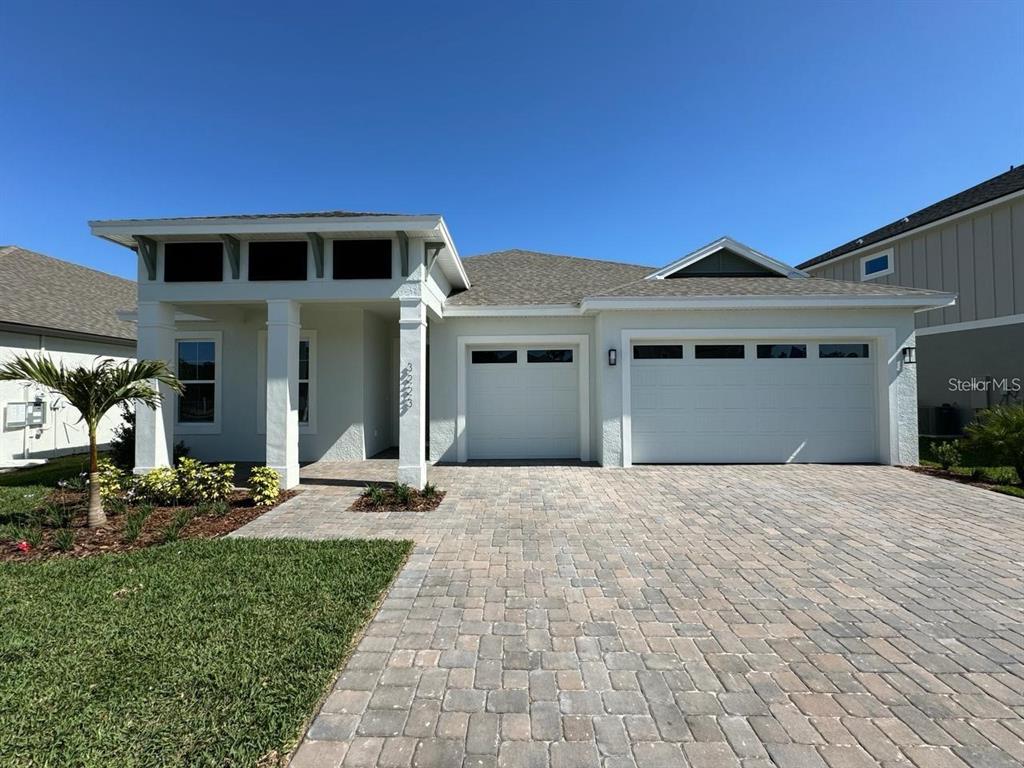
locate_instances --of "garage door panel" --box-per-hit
[631,339,878,464]
[467,345,580,460]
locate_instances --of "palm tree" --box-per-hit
[0,356,183,527]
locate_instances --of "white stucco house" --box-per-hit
[89,212,955,489]
[1,246,136,467]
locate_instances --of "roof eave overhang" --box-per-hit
[578,293,958,313]
[89,213,470,290]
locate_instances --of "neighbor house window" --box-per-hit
[860,249,893,280]
[164,242,224,282]
[177,340,216,422]
[248,241,308,281]
[757,344,807,359]
[695,344,745,359]
[472,350,517,364]
[332,239,392,279]
[819,343,870,358]
[633,345,683,359]
[527,349,573,363]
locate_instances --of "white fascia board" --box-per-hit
[435,217,470,289]
[442,304,583,318]
[580,293,958,312]
[647,236,808,280]
[90,215,444,243]
[802,187,1024,272]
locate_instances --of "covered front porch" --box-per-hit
[134,297,432,488]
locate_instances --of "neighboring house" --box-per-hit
[0,246,136,466]
[89,214,953,489]
[798,165,1024,435]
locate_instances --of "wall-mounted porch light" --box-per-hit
[608,348,617,366]
[902,346,916,365]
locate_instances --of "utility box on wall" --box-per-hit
[4,400,48,430]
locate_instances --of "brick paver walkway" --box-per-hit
[235,463,1024,768]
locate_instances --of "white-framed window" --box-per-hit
[860,249,893,280]
[174,331,222,433]
[257,330,317,434]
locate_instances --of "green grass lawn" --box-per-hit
[0,537,412,767]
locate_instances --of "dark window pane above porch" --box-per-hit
[164,242,224,282]
[332,239,392,279]
[177,341,216,380]
[248,241,309,281]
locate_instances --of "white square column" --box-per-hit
[397,297,427,488]
[266,299,301,489]
[135,301,176,474]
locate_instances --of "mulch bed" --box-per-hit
[907,465,1022,495]
[349,488,445,513]
[2,488,296,563]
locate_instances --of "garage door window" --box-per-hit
[633,345,683,359]
[757,344,807,359]
[527,349,573,363]
[472,350,517,364]
[695,344,745,359]
[819,344,869,359]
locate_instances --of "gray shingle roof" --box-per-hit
[799,164,1024,270]
[448,249,950,306]
[447,250,653,306]
[0,246,136,341]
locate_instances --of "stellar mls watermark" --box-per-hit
[948,376,1022,393]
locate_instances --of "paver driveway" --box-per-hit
[235,464,1024,768]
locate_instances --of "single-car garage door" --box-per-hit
[630,340,878,463]
[466,345,580,459]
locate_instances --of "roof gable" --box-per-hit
[647,237,807,280]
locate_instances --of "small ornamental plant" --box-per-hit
[249,467,281,506]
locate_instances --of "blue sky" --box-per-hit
[2,1,1021,278]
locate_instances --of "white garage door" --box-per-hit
[630,340,878,463]
[466,345,580,459]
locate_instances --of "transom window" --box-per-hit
[633,345,683,360]
[819,343,870,359]
[472,350,517,364]
[177,340,216,423]
[860,249,893,280]
[695,344,745,359]
[164,242,224,282]
[527,349,573,363]
[248,241,308,281]
[757,344,807,359]
[333,239,392,279]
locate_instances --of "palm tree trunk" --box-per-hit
[87,424,106,528]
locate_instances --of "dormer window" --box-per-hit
[860,249,893,280]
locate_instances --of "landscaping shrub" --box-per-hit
[393,482,412,506]
[363,484,387,506]
[53,528,74,552]
[121,505,153,544]
[422,482,438,499]
[161,508,193,543]
[96,459,127,504]
[248,466,280,506]
[932,440,962,471]
[136,467,181,506]
[175,458,235,504]
[964,404,1024,486]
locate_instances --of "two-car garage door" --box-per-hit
[630,340,878,463]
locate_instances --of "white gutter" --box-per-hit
[578,293,958,313]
